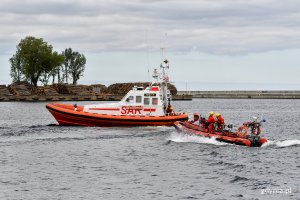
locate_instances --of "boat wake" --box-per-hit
[167,132,228,146]
[261,139,300,148]
[0,125,173,146]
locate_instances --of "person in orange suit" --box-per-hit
[206,111,215,132]
[165,102,174,115]
[216,113,225,131]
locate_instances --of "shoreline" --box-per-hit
[2,81,300,101]
[0,94,192,102]
[0,82,192,102]
[2,90,300,101]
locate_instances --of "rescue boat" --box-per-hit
[174,121,268,147]
[46,58,188,126]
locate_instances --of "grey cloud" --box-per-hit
[1,0,300,55]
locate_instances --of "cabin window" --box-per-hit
[152,98,158,105]
[144,98,150,105]
[136,96,142,103]
[126,96,134,102]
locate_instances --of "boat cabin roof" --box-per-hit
[120,86,162,105]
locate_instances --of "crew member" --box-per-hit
[189,112,200,125]
[165,102,174,115]
[74,104,78,111]
[216,113,225,131]
[250,116,261,135]
[200,116,206,130]
[206,111,215,132]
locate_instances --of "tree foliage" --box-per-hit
[9,36,64,86]
[39,51,64,86]
[9,52,23,82]
[9,36,87,86]
[62,48,86,85]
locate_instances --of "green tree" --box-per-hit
[10,36,64,86]
[9,51,23,82]
[62,48,86,85]
[56,66,63,84]
[39,52,64,85]
[62,48,72,84]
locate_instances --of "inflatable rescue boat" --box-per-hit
[174,121,268,147]
[46,58,188,126]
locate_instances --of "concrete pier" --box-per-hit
[177,91,300,99]
[172,94,193,101]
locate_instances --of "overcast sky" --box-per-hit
[1,0,300,90]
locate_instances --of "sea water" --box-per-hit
[0,99,299,200]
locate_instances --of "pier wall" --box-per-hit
[177,91,300,99]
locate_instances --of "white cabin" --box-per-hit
[83,85,170,116]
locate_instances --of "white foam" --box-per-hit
[261,140,275,148]
[261,139,300,148]
[275,140,300,147]
[138,126,173,131]
[168,132,228,146]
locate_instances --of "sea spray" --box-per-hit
[261,139,300,148]
[168,132,228,146]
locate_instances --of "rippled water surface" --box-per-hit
[0,99,299,200]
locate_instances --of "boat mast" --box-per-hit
[160,47,169,109]
[151,47,170,112]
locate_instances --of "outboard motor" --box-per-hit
[244,116,265,146]
[247,135,262,147]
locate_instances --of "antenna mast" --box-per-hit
[159,47,170,109]
[160,47,165,60]
[146,30,151,87]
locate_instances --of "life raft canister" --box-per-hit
[150,86,159,91]
[237,125,248,138]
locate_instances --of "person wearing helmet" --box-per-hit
[189,112,200,125]
[216,113,225,131]
[206,111,215,132]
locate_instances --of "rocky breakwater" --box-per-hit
[0,81,107,102]
[0,81,190,102]
[0,85,13,100]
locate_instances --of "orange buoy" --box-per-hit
[237,125,248,138]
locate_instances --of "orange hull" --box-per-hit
[174,121,268,147]
[46,103,188,127]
